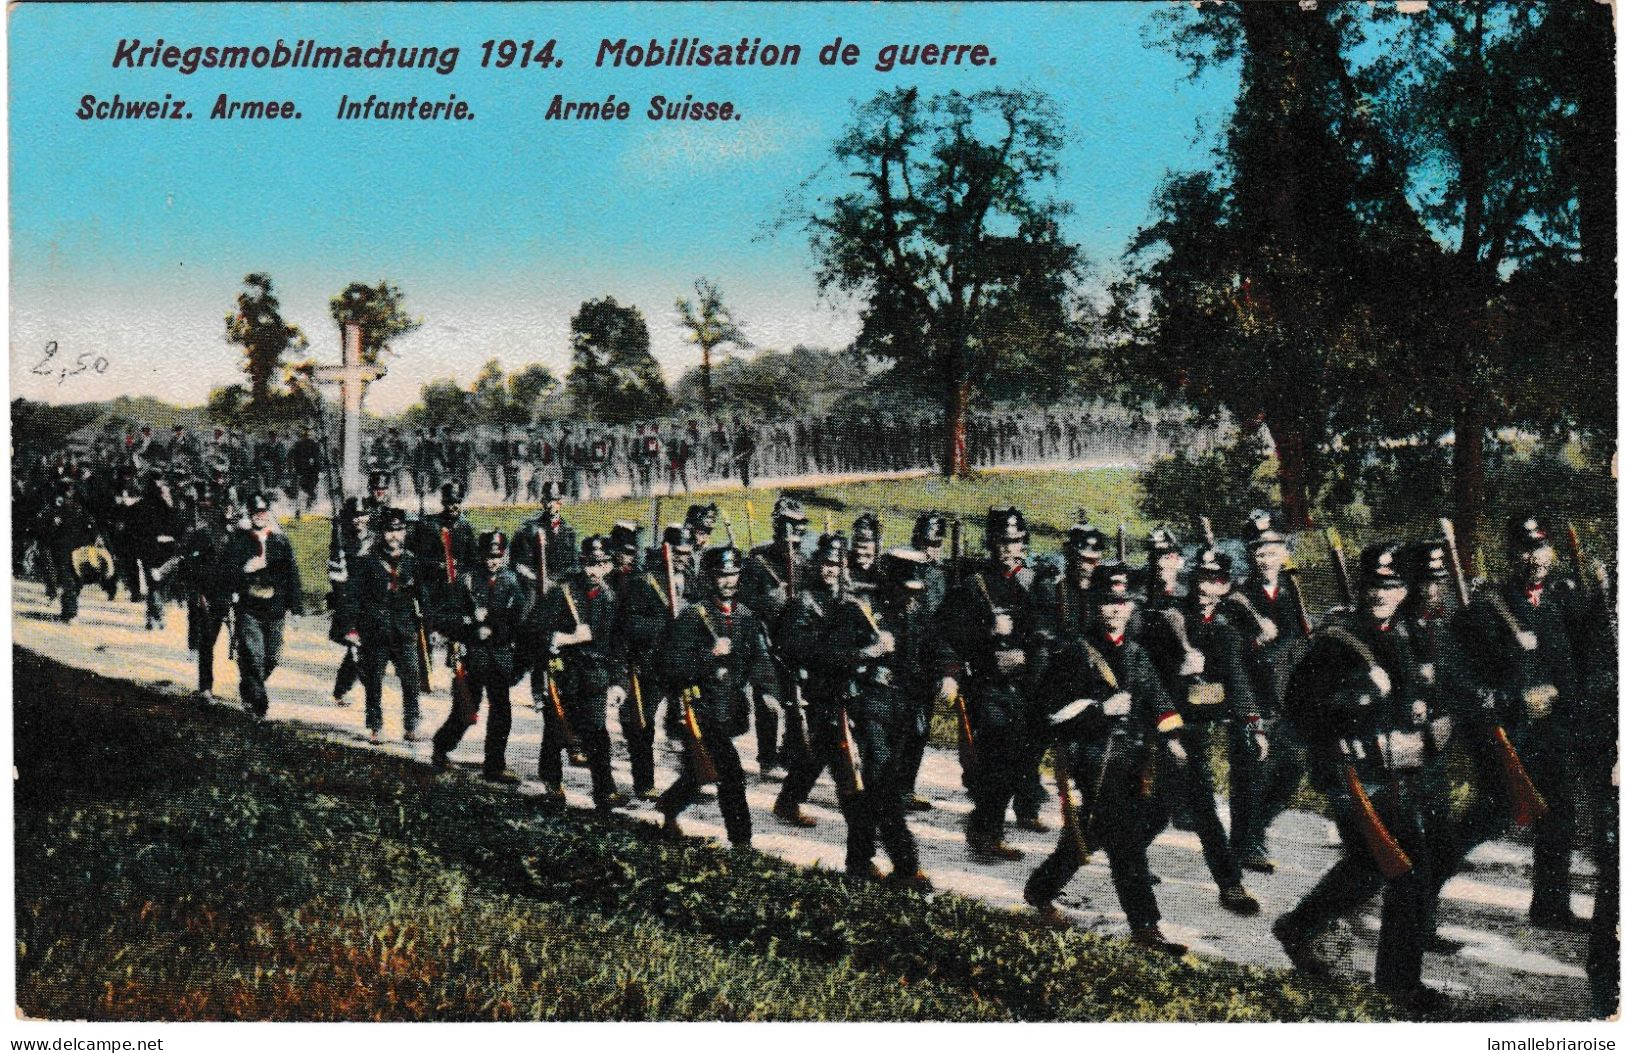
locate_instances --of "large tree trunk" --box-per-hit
[941,379,971,478]
[700,345,713,414]
[1452,400,1486,573]
[1263,412,1314,531]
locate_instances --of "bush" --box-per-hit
[1138,433,1273,533]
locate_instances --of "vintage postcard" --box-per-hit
[7,0,1618,1033]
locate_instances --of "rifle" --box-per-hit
[743,500,757,550]
[949,517,963,588]
[650,495,663,554]
[719,511,738,548]
[544,582,585,756]
[1199,515,1217,548]
[1053,746,1089,862]
[1440,518,1548,827]
[413,597,434,692]
[1322,528,1414,879]
[682,606,727,785]
[449,576,478,723]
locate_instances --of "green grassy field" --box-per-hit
[15,648,1402,1022]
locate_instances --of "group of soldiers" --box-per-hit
[15,435,1616,1015]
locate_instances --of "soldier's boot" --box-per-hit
[538,783,567,809]
[772,801,817,828]
[846,861,886,882]
[431,749,451,772]
[1015,815,1051,834]
[483,768,521,786]
[887,869,935,894]
[906,795,934,812]
[1025,899,1070,930]
[1240,854,1277,874]
[596,791,629,813]
[569,749,590,768]
[1219,886,1261,916]
[967,834,1024,864]
[659,810,684,840]
[1271,916,1332,978]
[1130,925,1188,957]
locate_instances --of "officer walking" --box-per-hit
[176,485,237,700]
[657,545,782,847]
[342,507,427,743]
[620,524,695,797]
[225,492,304,719]
[772,532,852,827]
[1022,561,1188,955]
[431,530,524,783]
[327,497,372,707]
[740,496,810,774]
[1274,541,1454,1012]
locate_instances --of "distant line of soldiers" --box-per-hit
[16,458,1615,1015]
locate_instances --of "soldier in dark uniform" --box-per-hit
[897,512,951,811]
[40,481,99,623]
[1273,541,1456,1012]
[225,492,304,719]
[829,549,955,888]
[740,496,810,774]
[341,507,426,743]
[686,502,721,553]
[1448,514,1601,931]
[772,532,852,827]
[512,480,578,604]
[327,497,372,706]
[501,432,522,504]
[175,484,235,698]
[1228,510,1312,872]
[387,426,408,495]
[1022,561,1188,955]
[363,470,394,538]
[732,418,756,488]
[413,481,478,610]
[107,465,145,602]
[431,530,525,783]
[656,546,783,846]
[289,425,323,514]
[848,513,883,590]
[667,425,694,495]
[1139,547,1262,915]
[940,507,1043,863]
[136,475,187,631]
[621,524,695,797]
[531,535,629,811]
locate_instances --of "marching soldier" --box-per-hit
[1274,541,1455,1012]
[531,535,629,811]
[40,480,100,623]
[732,418,756,489]
[686,502,721,553]
[342,507,427,743]
[107,465,145,602]
[848,513,883,590]
[1449,514,1601,931]
[225,492,304,719]
[176,484,236,698]
[620,524,695,797]
[1140,547,1262,915]
[772,532,852,826]
[431,530,524,783]
[667,424,694,495]
[512,480,578,603]
[895,511,951,811]
[740,496,810,774]
[363,470,394,537]
[1022,560,1188,955]
[1229,510,1311,872]
[289,425,323,514]
[940,507,1043,862]
[827,549,955,888]
[136,475,187,631]
[656,545,783,846]
[413,481,477,608]
[327,497,372,706]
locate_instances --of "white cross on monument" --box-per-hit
[314,322,386,498]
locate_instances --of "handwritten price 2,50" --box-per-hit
[31,341,109,385]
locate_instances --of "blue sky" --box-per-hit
[10,2,1236,412]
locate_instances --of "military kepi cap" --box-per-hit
[1358,541,1407,587]
[1065,523,1108,557]
[1406,539,1450,582]
[580,535,612,563]
[1243,509,1288,548]
[1087,560,1137,601]
[1146,526,1181,554]
[985,506,1029,548]
[541,480,565,502]
[1508,514,1553,553]
[686,502,720,529]
[772,496,808,523]
[852,512,882,542]
[881,548,928,590]
[479,530,508,557]
[1193,546,1233,579]
[609,520,641,554]
[247,491,272,513]
[440,480,465,505]
[368,470,391,491]
[912,511,948,547]
[379,506,408,530]
[702,545,745,577]
[658,524,694,553]
[815,532,849,565]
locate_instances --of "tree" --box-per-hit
[505,363,558,426]
[411,379,471,430]
[329,280,422,365]
[225,273,308,406]
[791,87,1088,477]
[565,297,671,424]
[675,278,751,413]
